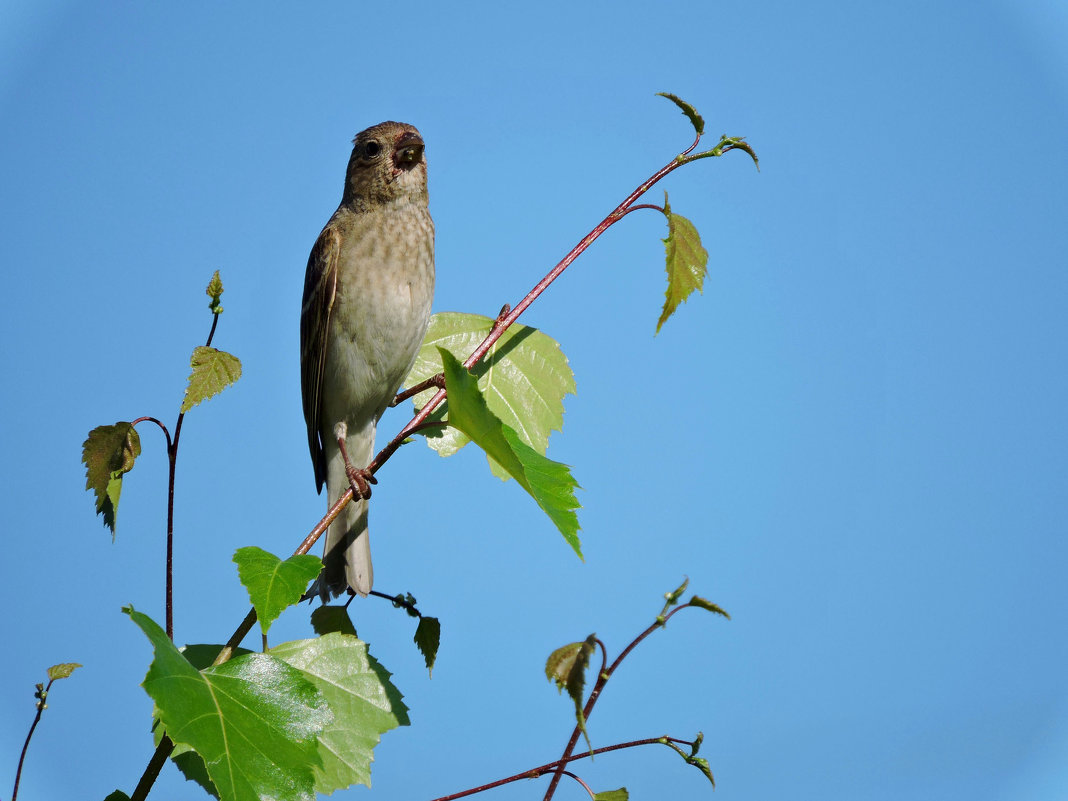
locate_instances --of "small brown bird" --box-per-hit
[301,121,435,598]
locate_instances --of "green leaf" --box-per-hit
[233,547,322,634]
[664,577,690,608]
[169,743,218,798]
[82,422,141,534]
[439,349,582,556]
[683,133,760,170]
[269,634,410,794]
[687,596,731,620]
[151,644,253,798]
[545,634,598,751]
[662,735,716,788]
[404,312,576,480]
[712,134,760,170]
[310,605,358,637]
[690,755,715,787]
[657,92,705,136]
[206,270,225,314]
[657,193,709,334]
[47,662,82,680]
[414,617,441,677]
[691,731,704,757]
[103,792,131,801]
[180,345,242,413]
[126,606,329,801]
[595,790,629,801]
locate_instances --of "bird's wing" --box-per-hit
[300,222,341,493]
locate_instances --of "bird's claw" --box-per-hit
[345,465,376,500]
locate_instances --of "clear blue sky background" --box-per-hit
[2,2,1066,800]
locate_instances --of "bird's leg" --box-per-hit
[334,422,377,500]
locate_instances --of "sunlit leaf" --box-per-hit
[439,349,581,556]
[233,547,322,634]
[127,606,329,801]
[656,193,709,334]
[180,346,241,413]
[269,634,410,793]
[47,662,82,680]
[404,312,576,481]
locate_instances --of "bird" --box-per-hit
[300,121,435,599]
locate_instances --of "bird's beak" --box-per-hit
[394,131,424,170]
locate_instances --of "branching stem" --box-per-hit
[11,679,54,801]
[316,129,711,536]
[128,115,740,801]
[162,311,220,640]
[541,604,693,800]
[428,736,697,801]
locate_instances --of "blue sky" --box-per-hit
[2,2,1067,800]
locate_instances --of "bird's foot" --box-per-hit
[335,426,378,500]
[345,463,377,500]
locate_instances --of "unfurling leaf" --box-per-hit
[684,133,760,170]
[662,733,716,788]
[657,193,709,334]
[414,617,441,676]
[404,312,576,481]
[664,577,690,608]
[691,731,704,757]
[713,134,760,170]
[690,756,716,787]
[545,634,598,751]
[657,92,705,137]
[180,345,241,413]
[438,349,582,556]
[206,270,225,314]
[82,422,141,534]
[47,662,82,681]
[233,547,322,634]
[687,596,731,620]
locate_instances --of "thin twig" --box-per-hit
[560,771,595,800]
[391,374,445,406]
[130,417,172,452]
[364,132,704,505]
[542,604,693,800]
[129,122,721,801]
[618,203,665,218]
[11,679,53,801]
[428,736,688,801]
[368,590,422,617]
[163,311,222,639]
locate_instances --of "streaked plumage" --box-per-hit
[301,121,434,598]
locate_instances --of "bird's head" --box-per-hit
[343,121,427,207]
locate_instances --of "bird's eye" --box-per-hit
[364,141,381,158]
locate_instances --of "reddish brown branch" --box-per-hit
[542,604,693,800]
[428,736,691,801]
